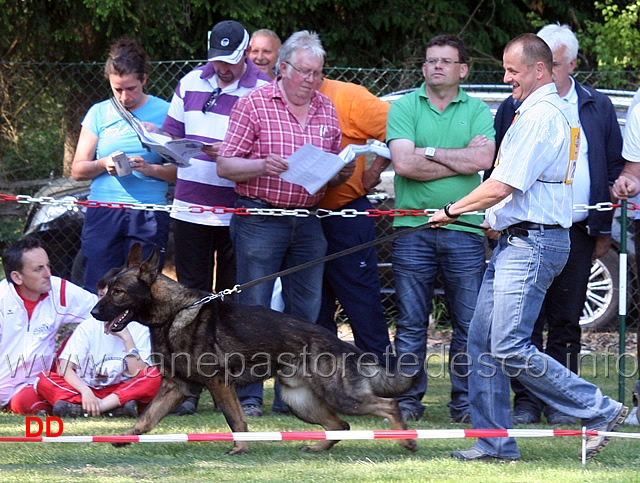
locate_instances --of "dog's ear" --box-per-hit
[127,243,144,267]
[138,246,160,286]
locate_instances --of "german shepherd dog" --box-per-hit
[91,244,417,455]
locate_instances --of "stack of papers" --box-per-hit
[110,97,205,168]
[279,141,391,195]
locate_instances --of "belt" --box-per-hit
[238,195,277,208]
[237,195,317,210]
[501,222,564,237]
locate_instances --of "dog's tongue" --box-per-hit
[104,310,129,334]
[104,318,117,334]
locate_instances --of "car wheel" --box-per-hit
[580,250,619,329]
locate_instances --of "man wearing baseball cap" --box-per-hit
[158,19,271,415]
[208,20,250,64]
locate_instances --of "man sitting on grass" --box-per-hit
[0,237,97,415]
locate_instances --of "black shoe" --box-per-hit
[52,400,85,418]
[242,403,263,417]
[106,400,138,418]
[399,407,423,422]
[450,412,471,424]
[451,447,519,462]
[171,396,199,416]
[511,408,540,425]
[271,407,291,416]
[545,409,576,426]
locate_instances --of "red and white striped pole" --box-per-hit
[2,428,639,444]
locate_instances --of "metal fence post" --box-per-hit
[619,200,628,403]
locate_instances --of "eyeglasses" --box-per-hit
[285,62,324,81]
[424,58,463,66]
[202,87,223,113]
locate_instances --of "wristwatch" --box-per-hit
[444,201,460,219]
[424,146,436,158]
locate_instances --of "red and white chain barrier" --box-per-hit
[2,427,640,443]
[0,193,628,218]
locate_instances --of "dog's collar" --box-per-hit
[185,285,241,310]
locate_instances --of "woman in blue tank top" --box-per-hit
[71,37,175,293]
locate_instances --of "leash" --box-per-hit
[188,218,486,307]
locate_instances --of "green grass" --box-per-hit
[1,354,639,482]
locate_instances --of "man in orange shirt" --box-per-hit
[317,78,393,365]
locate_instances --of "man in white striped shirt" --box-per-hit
[430,33,627,462]
[160,20,271,415]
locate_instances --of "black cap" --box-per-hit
[207,20,249,64]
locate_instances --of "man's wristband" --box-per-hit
[444,201,460,219]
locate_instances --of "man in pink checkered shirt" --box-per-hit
[218,30,352,417]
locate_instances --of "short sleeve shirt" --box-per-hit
[318,79,390,210]
[60,318,153,388]
[82,95,170,204]
[218,80,342,208]
[486,83,580,230]
[386,85,495,232]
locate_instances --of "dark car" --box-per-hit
[22,178,176,287]
[23,178,90,284]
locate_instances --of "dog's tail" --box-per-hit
[366,368,416,397]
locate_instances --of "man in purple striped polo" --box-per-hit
[161,20,271,415]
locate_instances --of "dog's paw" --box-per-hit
[402,439,418,452]
[111,441,131,448]
[299,445,314,452]
[223,445,248,456]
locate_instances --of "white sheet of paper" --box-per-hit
[136,125,205,168]
[279,144,346,195]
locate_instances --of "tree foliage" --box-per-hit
[582,0,640,72]
[1,0,629,69]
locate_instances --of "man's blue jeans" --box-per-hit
[231,197,327,408]
[392,227,485,419]
[317,196,393,364]
[468,228,621,459]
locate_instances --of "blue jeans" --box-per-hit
[317,196,393,364]
[468,228,621,459]
[231,197,327,408]
[392,227,485,419]
[82,207,169,293]
[511,223,595,415]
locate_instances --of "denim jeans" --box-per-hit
[82,207,169,294]
[231,197,327,408]
[317,196,393,364]
[392,227,485,419]
[511,223,595,415]
[468,228,621,459]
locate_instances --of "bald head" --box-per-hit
[504,33,553,75]
[503,33,554,102]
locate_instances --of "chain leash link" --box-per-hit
[187,285,242,309]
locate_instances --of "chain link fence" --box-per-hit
[1,60,639,331]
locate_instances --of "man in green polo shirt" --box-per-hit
[387,34,495,423]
